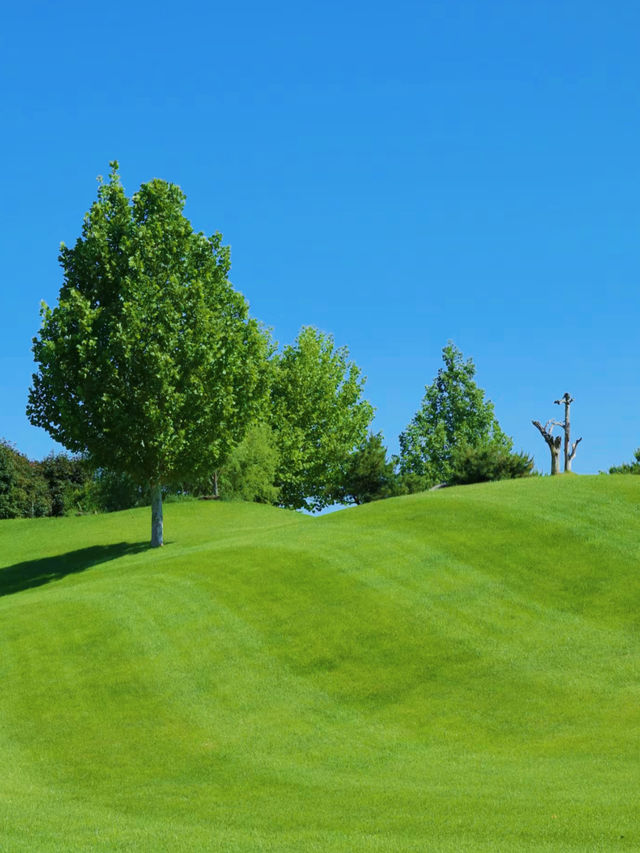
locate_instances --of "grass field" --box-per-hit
[1,475,638,851]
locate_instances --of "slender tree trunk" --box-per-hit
[213,470,219,498]
[554,392,581,472]
[563,398,571,471]
[151,484,163,548]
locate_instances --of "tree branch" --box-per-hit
[533,420,562,449]
[568,436,582,463]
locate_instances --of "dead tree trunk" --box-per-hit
[532,420,562,475]
[553,392,582,472]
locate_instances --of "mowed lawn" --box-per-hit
[0,476,638,851]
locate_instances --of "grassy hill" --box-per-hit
[0,475,638,851]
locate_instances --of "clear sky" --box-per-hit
[1,0,638,475]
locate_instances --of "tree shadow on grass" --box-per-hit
[0,541,149,598]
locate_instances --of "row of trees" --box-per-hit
[24,164,533,544]
[8,337,533,521]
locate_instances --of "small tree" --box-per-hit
[269,327,374,511]
[399,342,511,486]
[339,433,397,505]
[28,163,270,546]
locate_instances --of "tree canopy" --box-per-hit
[269,327,374,511]
[398,342,511,486]
[27,163,270,545]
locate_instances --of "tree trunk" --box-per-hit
[564,398,571,471]
[553,392,581,472]
[550,438,561,475]
[151,484,163,548]
[213,470,219,498]
[532,420,562,476]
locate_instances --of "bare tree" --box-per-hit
[532,419,562,475]
[554,392,582,472]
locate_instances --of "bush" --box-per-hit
[392,471,431,495]
[609,449,640,474]
[91,468,149,512]
[449,442,534,486]
[0,440,51,518]
[38,452,94,516]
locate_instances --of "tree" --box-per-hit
[269,327,374,511]
[398,343,511,486]
[532,392,581,475]
[217,422,280,503]
[554,392,582,472]
[27,163,270,546]
[339,432,397,505]
[532,420,562,475]
[0,440,51,519]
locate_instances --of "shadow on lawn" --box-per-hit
[0,541,149,598]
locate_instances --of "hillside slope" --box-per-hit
[0,476,638,851]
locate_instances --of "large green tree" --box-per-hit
[399,342,511,486]
[269,327,374,511]
[28,163,270,546]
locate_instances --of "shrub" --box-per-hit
[609,449,640,475]
[91,468,149,512]
[0,440,51,518]
[449,442,534,486]
[38,452,93,516]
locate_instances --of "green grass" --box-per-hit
[0,475,638,851]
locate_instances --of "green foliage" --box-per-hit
[38,452,93,516]
[0,440,51,518]
[339,433,397,505]
[608,448,640,474]
[91,467,149,512]
[390,469,431,497]
[399,342,511,486]
[27,163,270,541]
[448,441,535,486]
[218,423,280,503]
[269,326,374,511]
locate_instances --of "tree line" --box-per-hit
[3,335,535,523]
[9,163,636,542]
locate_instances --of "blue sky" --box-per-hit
[1,0,639,475]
